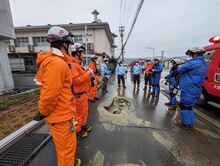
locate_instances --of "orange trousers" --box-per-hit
[48,120,77,166]
[75,93,89,131]
[89,75,99,100]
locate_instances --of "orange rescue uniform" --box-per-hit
[35,49,77,166]
[71,57,91,130]
[144,63,154,75]
[88,61,99,100]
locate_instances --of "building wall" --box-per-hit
[7,27,113,57]
[0,0,15,39]
[0,41,14,94]
[93,29,112,56]
[0,0,15,94]
[6,25,115,88]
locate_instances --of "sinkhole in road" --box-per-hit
[104,97,131,115]
[98,96,151,128]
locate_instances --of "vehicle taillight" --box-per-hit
[209,36,220,43]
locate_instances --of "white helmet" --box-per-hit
[172,58,181,65]
[90,54,97,59]
[47,26,74,44]
[71,43,86,52]
[103,58,108,61]
[186,47,205,55]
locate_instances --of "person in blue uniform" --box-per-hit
[172,47,208,129]
[165,58,181,110]
[132,61,142,89]
[101,58,111,94]
[151,59,163,96]
[116,61,126,88]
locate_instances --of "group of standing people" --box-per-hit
[116,58,164,97]
[131,58,163,97]
[33,25,207,166]
[116,47,207,130]
[34,26,109,166]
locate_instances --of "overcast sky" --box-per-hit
[9,0,220,58]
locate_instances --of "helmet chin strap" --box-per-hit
[62,43,70,54]
[77,52,82,62]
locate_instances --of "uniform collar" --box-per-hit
[51,47,64,57]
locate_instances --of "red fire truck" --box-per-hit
[197,36,220,106]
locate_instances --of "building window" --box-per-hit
[15,37,29,47]
[5,40,10,47]
[74,35,83,43]
[33,36,49,47]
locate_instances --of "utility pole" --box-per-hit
[119,26,125,63]
[146,47,155,59]
[85,25,88,66]
[161,50,165,65]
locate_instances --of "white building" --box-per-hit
[5,10,117,87]
[0,0,15,94]
[6,10,117,71]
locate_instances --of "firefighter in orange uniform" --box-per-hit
[34,26,81,166]
[143,59,154,91]
[88,55,99,103]
[71,43,93,138]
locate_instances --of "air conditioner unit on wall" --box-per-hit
[9,45,15,52]
[28,44,35,53]
[87,43,94,51]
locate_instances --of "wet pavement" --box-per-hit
[29,73,220,166]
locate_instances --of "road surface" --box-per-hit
[29,73,220,166]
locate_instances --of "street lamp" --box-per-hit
[146,47,155,59]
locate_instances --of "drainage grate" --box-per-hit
[0,133,51,166]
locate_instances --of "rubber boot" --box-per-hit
[168,105,177,110]
[81,125,92,132]
[165,102,171,106]
[77,130,88,138]
[89,99,96,103]
[94,97,99,100]
[75,158,81,166]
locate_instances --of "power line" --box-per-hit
[119,0,123,26]
[122,0,127,25]
[123,0,144,47]
[125,0,135,29]
[117,0,145,61]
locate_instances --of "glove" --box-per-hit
[91,77,95,87]
[33,112,46,121]
[171,70,178,77]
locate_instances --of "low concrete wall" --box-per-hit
[12,73,37,88]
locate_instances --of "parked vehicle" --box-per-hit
[197,36,220,106]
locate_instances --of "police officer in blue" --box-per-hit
[165,58,181,110]
[173,47,208,129]
[132,61,142,89]
[151,59,163,97]
[101,58,111,94]
[116,61,126,88]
